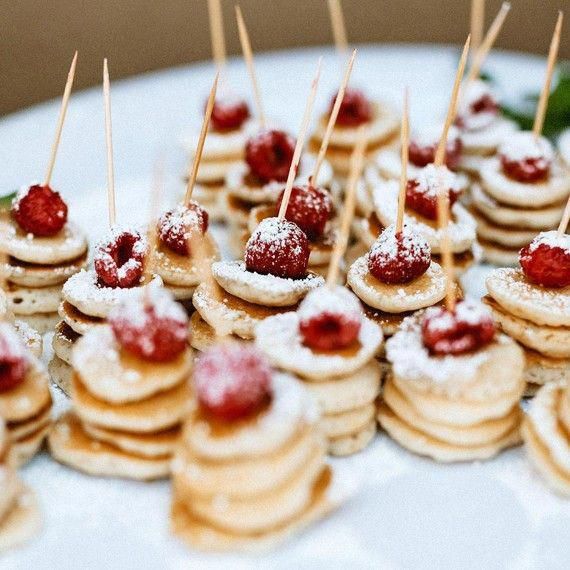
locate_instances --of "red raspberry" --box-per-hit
[330,88,373,127]
[456,94,499,129]
[299,287,362,350]
[519,232,570,288]
[11,184,68,237]
[368,225,431,284]
[157,202,209,256]
[194,343,272,421]
[109,288,188,362]
[276,184,334,240]
[245,129,296,183]
[501,156,550,183]
[245,217,310,279]
[0,324,28,393]
[408,137,462,171]
[210,97,250,132]
[94,229,148,289]
[421,300,496,355]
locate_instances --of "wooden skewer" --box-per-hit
[277,58,323,221]
[533,11,563,138]
[396,88,410,234]
[311,49,356,185]
[184,72,219,205]
[470,0,485,56]
[327,0,348,55]
[326,127,368,287]
[434,35,471,168]
[44,51,78,187]
[466,2,510,84]
[103,59,116,228]
[235,5,266,128]
[436,173,456,312]
[208,0,226,72]
[557,194,570,237]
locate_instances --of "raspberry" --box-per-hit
[210,97,250,132]
[0,324,28,393]
[298,287,362,350]
[368,225,431,284]
[11,184,68,237]
[421,300,496,355]
[501,156,550,183]
[109,288,188,362]
[94,229,148,288]
[456,92,499,129]
[276,184,333,240]
[519,231,570,288]
[157,202,209,256]
[245,217,310,279]
[245,129,296,183]
[194,343,272,421]
[408,137,462,171]
[329,88,372,127]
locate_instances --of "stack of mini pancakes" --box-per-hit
[49,323,193,480]
[378,311,525,462]
[522,379,570,496]
[171,372,336,552]
[0,417,41,552]
[485,265,570,395]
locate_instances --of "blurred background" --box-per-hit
[0,0,568,116]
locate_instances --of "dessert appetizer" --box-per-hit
[171,342,338,551]
[0,288,42,359]
[0,416,41,551]
[0,322,53,467]
[48,287,193,480]
[470,14,569,265]
[378,163,525,462]
[191,61,326,349]
[0,53,88,333]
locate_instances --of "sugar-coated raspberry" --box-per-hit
[329,88,373,127]
[276,184,333,240]
[499,131,553,183]
[298,286,362,350]
[455,80,499,131]
[245,129,296,183]
[245,217,310,279]
[194,343,272,421]
[408,136,462,171]
[94,229,148,288]
[210,97,250,132]
[0,324,29,393]
[519,231,570,288]
[109,287,188,362]
[157,202,209,256]
[501,156,550,183]
[368,224,431,284]
[421,300,496,355]
[11,184,68,237]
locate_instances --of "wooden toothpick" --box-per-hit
[184,72,219,205]
[235,5,266,128]
[311,49,356,185]
[557,194,570,237]
[44,51,78,187]
[470,0,485,56]
[327,0,348,56]
[533,11,563,138]
[396,88,409,234]
[278,58,323,221]
[434,35,471,167]
[436,174,456,312]
[326,127,368,287]
[208,0,226,72]
[103,59,116,228]
[466,2,511,84]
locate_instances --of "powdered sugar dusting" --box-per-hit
[298,285,362,322]
[369,223,431,266]
[527,230,570,255]
[412,123,460,148]
[422,298,494,331]
[499,132,554,163]
[412,164,466,198]
[457,79,499,131]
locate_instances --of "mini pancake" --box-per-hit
[470,207,536,248]
[165,283,197,303]
[15,312,59,335]
[13,320,42,359]
[471,183,566,230]
[347,255,446,313]
[328,420,377,456]
[48,356,72,395]
[0,485,41,552]
[7,404,52,441]
[378,403,521,462]
[523,347,570,386]
[457,153,488,176]
[480,158,570,208]
[48,413,171,480]
[5,282,61,315]
[256,312,383,380]
[52,320,80,364]
[72,374,192,433]
[189,312,220,352]
[483,295,570,358]
[321,403,376,439]
[0,218,87,265]
[345,241,369,270]
[459,117,517,156]
[351,215,378,249]
[9,423,51,467]
[226,195,253,228]
[212,261,324,307]
[152,232,220,288]
[355,178,373,217]
[193,280,295,339]
[191,182,227,223]
[478,237,520,267]
[72,326,192,404]
[58,300,104,335]
[0,252,88,288]
[486,268,570,327]
[371,148,426,181]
